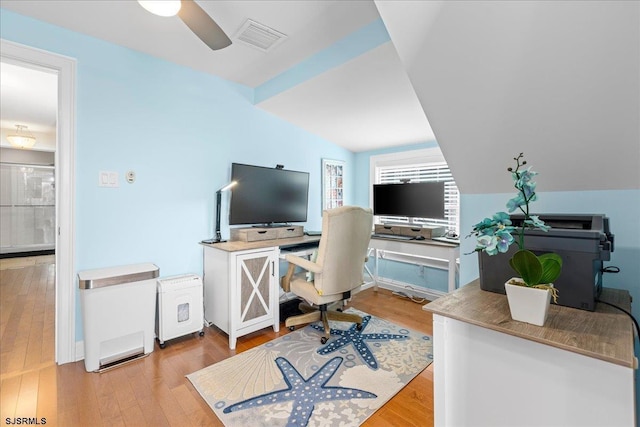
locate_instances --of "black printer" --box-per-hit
[478,214,614,311]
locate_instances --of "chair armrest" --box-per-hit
[280,263,296,292]
[280,254,323,292]
[284,254,323,274]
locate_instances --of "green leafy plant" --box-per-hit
[468,153,562,301]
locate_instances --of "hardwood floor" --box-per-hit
[0,258,434,426]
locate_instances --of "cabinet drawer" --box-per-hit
[231,227,278,242]
[374,224,405,237]
[400,225,445,239]
[276,226,304,239]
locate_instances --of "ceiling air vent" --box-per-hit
[234,19,287,52]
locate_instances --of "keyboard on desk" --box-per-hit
[371,233,413,240]
[432,236,460,245]
[280,242,319,251]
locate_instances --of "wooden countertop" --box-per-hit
[370,235,459,247]
[424,280,636,368]
[201,235,320,252]
[204,233,460,253]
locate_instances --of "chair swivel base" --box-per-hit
[285,302,363,344]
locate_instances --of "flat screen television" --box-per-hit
[229,163,310,226]
[373,181,445,219]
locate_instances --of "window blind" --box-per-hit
[376,162,460,234]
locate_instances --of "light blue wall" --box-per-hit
[1,9,354,341]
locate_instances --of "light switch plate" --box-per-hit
[99,171,119,188]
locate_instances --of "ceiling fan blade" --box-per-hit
[178,0,232,51]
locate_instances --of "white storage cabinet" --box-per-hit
[156,274,205,348]
[203,245,280,349]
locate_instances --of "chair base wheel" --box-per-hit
[199,330,205,337]
[289,326,295,331]
[320,336,328,344]
[356,323,363,331]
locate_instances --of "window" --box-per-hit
[370,147,459,235]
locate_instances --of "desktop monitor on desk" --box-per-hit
[228,163,310,227]
[373,181,445,220]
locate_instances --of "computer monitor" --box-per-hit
[373,182,445,219]
[228,163,310,226]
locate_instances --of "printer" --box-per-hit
[478,214,614,311]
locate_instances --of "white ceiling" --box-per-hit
[0,61,58,151]
[0,0,435,152]
[0,61,57,132]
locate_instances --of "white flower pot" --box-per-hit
[504,278,552,326]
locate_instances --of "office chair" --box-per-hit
[280,206,373,344]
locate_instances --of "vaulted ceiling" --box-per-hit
[1,1,638,193]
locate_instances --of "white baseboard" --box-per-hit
[75,341,84,361]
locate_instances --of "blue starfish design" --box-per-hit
[311,315,408,369]
[223,356,376,426]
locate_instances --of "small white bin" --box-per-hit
[156,274,204,348]
[78,263,159,372]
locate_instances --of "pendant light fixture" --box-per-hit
[6,125,36,149]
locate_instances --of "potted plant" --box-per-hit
[468,153,562,326]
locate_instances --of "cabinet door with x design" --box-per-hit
[229,249,279,347]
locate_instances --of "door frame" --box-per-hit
[1,39,77,364]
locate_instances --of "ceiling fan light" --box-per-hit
[138,1,181,17]
[7,125,36,149]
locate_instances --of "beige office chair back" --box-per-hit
[312,206,373,296]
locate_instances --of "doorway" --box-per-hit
[1,60,57,256]
[0,39,76,364]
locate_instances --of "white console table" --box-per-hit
[201,235,320,349]
[424,281,636,427]
[369,236,459,293]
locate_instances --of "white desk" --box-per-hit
[201,235,320,349]
[202,235,458,348]
[369,236,460,293]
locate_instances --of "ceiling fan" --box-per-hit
[138,0,232,51]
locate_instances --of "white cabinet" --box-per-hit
[203,245,280,349]
[431,314,635,427]
[425,282,636,427]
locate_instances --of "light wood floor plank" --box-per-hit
[0,376,22,421]
[36,364,57,426]
[14,370,39,417]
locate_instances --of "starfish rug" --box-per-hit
[187,309,433,427]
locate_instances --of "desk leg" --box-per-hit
[447,248,458,293]
[229,333,237,350]
[374,248,379,292]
